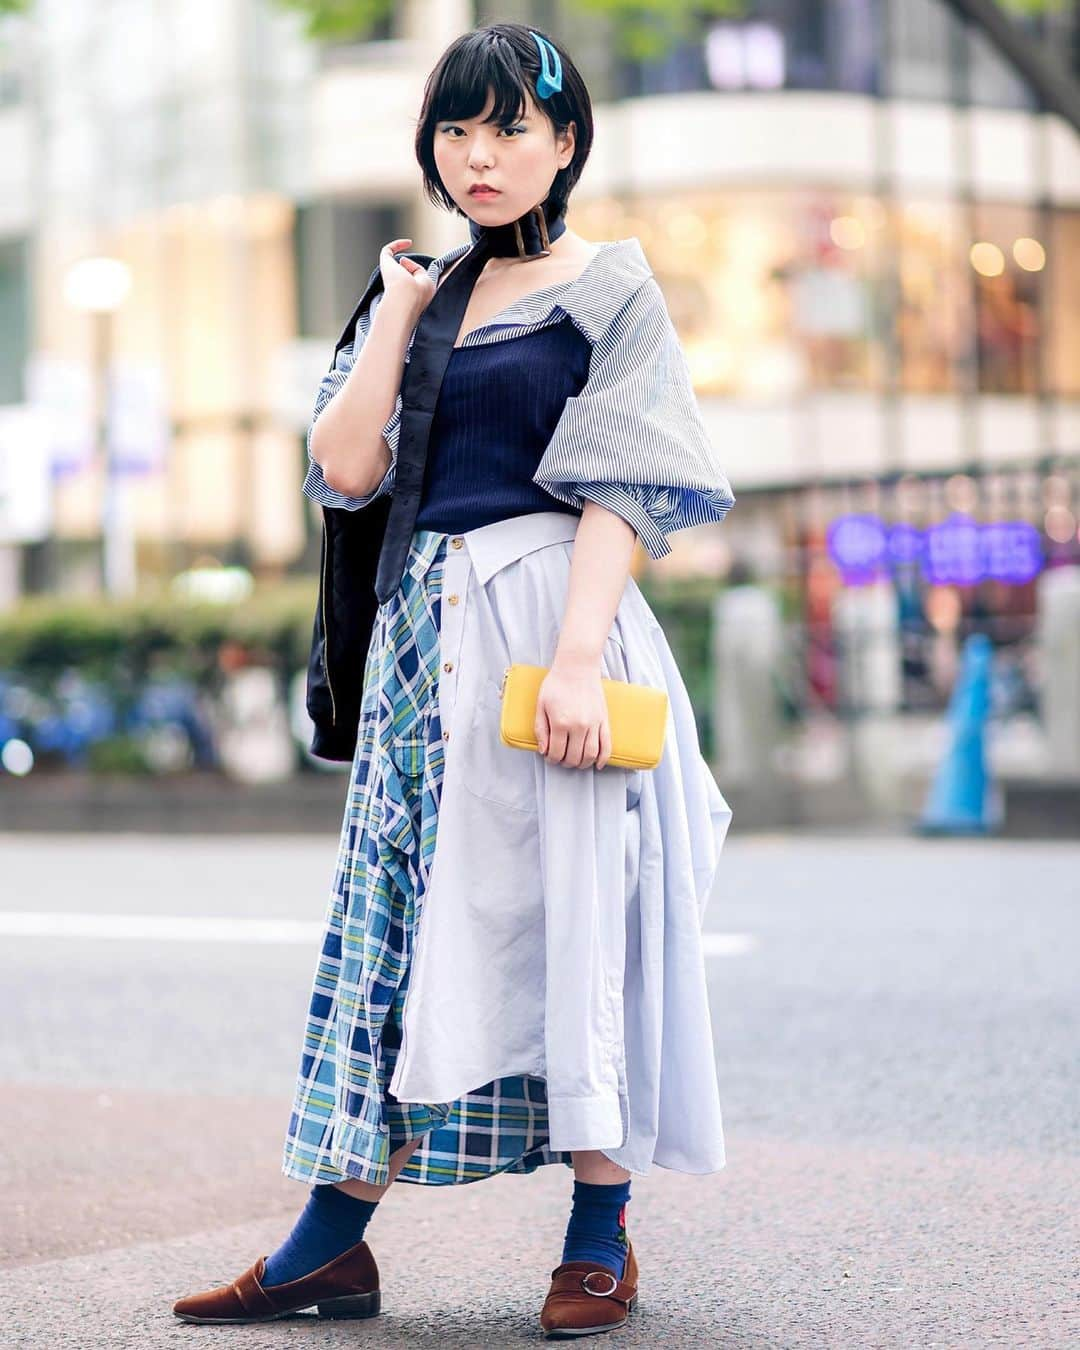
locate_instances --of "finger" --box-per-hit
[596,720,611,771]
[382,238,413,265]
[547,726,568,765]
[535,706,549,756]
[565,728,588,769]
[580,726,601,769]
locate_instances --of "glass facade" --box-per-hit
[1048,210,1080,399]
[34,194,303,568]
[613,0,1075,107]
[571,190,888,399]
[971,202,1043,396]
[571,190,1072,401]
[0,238,29,405]
[895,200,971,395]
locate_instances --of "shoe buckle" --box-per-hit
[581,1270,619,1297]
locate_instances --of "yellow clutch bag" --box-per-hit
[498,663,669,771]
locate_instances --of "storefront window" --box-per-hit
[895,201,970,394]
[573,188,886,398]
[572,191,1070,405]
[1048,210,1080,398]
[971,203,1043,396]
[38,194,299,567]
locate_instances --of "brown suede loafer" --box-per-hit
[539,1241,638,1338]
[172,1238,381,1324]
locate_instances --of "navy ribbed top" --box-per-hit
[414,315,593,535]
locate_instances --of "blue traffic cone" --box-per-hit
[917,633,1001,835]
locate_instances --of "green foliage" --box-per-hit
[270,0,1070,58]
[638,572,723,755]
[273,0,750,57]
[0,579,319,686]
[995,0,1069,12]
[2,0,1073,33]
[274,0,393,41]
[568,0,747,60]
[87,735,151,775]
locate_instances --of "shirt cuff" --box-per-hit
[302,404,399,511]
[573,483,672,560]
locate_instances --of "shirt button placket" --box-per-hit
[439,536,469,747]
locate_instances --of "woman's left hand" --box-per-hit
[535,656,612,770]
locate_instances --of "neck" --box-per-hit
[468,198,567,261]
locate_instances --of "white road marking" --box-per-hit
[0,911,759,956]
[0,912,323,944]
[701,932,758,956]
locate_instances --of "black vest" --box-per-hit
[304,252,434,762]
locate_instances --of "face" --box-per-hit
[432,86,575,226]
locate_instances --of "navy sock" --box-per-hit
[261,1184,379,1288]
[560,1178,631,1279]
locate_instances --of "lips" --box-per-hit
[469,186,500,195]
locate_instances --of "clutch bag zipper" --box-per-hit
[499,665,510,696]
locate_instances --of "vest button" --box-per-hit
[446,594,459,605]
[443,730,451,741]
[443,661,453,672]
[451,536,464,549]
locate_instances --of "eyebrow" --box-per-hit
[437,111,532,123]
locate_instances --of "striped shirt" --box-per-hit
[302,236,736,560]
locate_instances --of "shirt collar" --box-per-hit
[422,236,654,345]
[460,510,585,586]
[406,511,585,588]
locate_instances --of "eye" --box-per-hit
[438,124,525,138]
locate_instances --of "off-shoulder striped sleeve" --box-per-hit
[301,286,402,511]
[532,276,736,559]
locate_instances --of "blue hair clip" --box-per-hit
[528,30,562,99]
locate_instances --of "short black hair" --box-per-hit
[414,23,593,220]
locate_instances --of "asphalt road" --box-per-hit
[0,830,1076,1348]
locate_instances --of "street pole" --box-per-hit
[65,256,135,599]
[92,309,135,598]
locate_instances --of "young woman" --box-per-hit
[174,22,736,1339]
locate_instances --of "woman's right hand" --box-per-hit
[379,238,435,316]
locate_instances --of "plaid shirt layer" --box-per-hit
[281,527,575,1187]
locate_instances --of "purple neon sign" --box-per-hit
[827,512,1043,586]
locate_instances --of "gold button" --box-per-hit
[443,730,451,741]
[446,594,459,605]
[443,661,454,672]
[451,537,464,549]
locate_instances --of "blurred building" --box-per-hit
[0,0,1077,628]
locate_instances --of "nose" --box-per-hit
[467,129,498,169]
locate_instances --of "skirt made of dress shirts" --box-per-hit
[281,527,577,1188]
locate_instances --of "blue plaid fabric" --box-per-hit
[282,527,575,1187]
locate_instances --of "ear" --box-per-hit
[558,119,576,169]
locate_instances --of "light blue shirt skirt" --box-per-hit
[281,526,576,1187]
